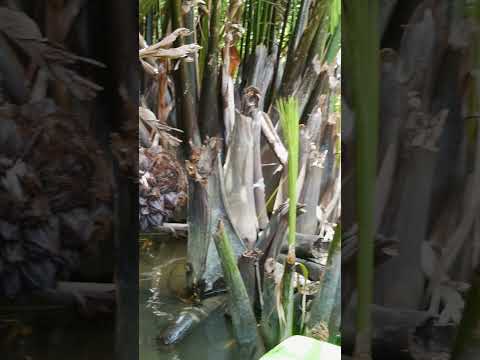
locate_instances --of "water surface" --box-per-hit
[140,236,240,360]
[0,303,113,360]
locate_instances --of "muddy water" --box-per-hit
[140,236,240,360]
[0,304,114,360]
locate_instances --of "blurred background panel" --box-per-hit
[0,1,138,360]
[342,0,480,359]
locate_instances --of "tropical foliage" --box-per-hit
[139,0,341,357]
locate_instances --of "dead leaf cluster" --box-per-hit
[139,146,187,232]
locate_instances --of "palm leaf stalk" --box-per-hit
[306,224,341,341]
[277,97,300,341]
[307,0,340,66]
[285,0,310,66]
[198,0,222,139]
[451,4,480,358]
[343,1,379,359]
[214,220,264,358]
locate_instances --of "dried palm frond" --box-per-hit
[139,146,187,231]
[0,6,104,101]
[138,28,188,231]
[139,105,182,148]
[139,28,201,68]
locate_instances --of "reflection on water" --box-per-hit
[0,307,114,360]
[140,236,240,360]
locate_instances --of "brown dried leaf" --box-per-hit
[140,43,201,61]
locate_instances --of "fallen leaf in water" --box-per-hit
[223,339,236,349]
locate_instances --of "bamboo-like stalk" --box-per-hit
[278,98,300,250]
[305,0,332,66]
[279,260,295,340]
[263,2,274,50]
[286,0,311,67]
[267,4,277,53]
[277,97,300,341]
[214,220,264,358]
[162,2,170,35]
[260,1,273,45]
[169,0,201,148]
[323,21,341,65]
[239,0,249,61]
[146,11,154,44]
[245,0,255,59]
[298,23,340,120]
[280,0,326,99]
[198,2,210,84]
[182,1,199,98]
[267,0,292,109]
[344,1,379,359]
[254,0,262,47]
[198,0,221,139]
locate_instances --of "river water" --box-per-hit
[139,235,240,360]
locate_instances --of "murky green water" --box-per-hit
[139,236,240,360]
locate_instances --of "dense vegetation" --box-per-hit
[139,0,341,358]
